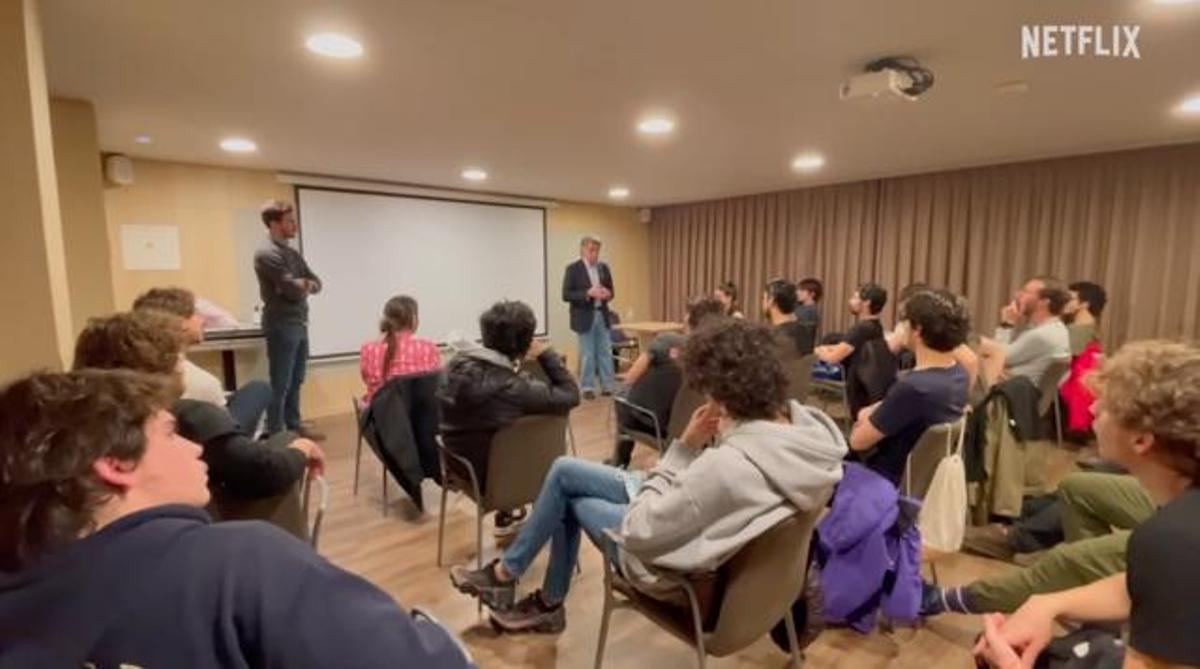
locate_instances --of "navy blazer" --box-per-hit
[562,259,614,333]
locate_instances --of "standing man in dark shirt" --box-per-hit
[763,278,816,356]
[815,282,896,415]
[253,200,323,439]
[849,289,969,485]
[562,236,616,399]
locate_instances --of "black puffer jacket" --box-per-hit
[438,348,579,493]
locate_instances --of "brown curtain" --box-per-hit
[650,142,1200,347]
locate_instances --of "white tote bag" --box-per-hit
[916,418,968,553]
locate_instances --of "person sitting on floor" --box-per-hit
[438,300,580,538]
[849,289,970,486]
[359,295,442,404]
[0,369,474,668]
[975,340,1200,669]
[606,296,726,468]
[763,278,816,356]
[713,280,745,319]
[73,311,323,501]
[449,319,846,634]
[133,287,271,436]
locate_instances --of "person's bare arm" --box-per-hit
[622,352,652,387]
[815,342,854,365]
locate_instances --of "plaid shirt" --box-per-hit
[359,332,442,402]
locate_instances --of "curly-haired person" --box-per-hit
[449,319,846,634]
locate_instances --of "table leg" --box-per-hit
[220,349,237,391]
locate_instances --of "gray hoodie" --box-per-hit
[618,401,846,594]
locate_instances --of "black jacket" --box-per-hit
[439,348,579,493]
[360,373,442,511]
[173,399,305,500]
[963,375,1043,483]
[0,505,474,668]
[562,259,614,333]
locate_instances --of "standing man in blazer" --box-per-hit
[562,235,616,399]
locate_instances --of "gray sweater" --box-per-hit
[617,401,847,595]
[253,238,321,327]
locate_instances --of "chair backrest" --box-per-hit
[1036,356,1072,416]
[209,482,309,542]
[784,353,816,403]
[484,414,569,511]
[666,382,708,440]
[706,506,825,656]
[901,420,964,499]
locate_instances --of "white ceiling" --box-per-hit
[40,0,1200,206]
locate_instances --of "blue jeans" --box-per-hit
[578,314,616,393]
[501,458,630,603]
[265,322,308,433]
[226,379,271,436]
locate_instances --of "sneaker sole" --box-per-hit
[489,612,566,634]
[449,572,515,610]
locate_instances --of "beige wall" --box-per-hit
[102,159,650,417]
[50,98,114,334]
[0,0,74,382]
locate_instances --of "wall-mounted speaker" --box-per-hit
[104,154,135,186]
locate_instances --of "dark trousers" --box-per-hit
[226,379,272,436]
[265,322,308,433]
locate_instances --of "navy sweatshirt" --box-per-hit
[0,506,473,668]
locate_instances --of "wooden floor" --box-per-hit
[312,398,1037,669]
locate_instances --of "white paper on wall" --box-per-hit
[121,224,181,270]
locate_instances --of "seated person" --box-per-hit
[976,340,1200,669]
[815,282,896,416]
[849,289,970,486]
[978,275,1071,385]
[1064,280,1106,356]
[359,295,442,404]
[606,296,726,468]
[924,471,1155,615]
[73,311,323,501]
[133,287,270,435]
[763,278,816,356]
[449,320,846,634]
[794,277,823,333]
[0,369,473,668]
[885,283,980,390]
[713,280,745,319]
[1062,281,1107,436]
[439,300,580,536]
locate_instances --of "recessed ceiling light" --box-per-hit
[305,33,364,59]
[637,116,676,135]
[1154,0,1199,5]
[608,186,630,200]
[1178,94,1200,115]
[461,167,488,182]
[219,137,258,153]
[134,135,153,145]
[791,153,826,172]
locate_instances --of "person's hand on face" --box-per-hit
[681,402,722,450]
[526,339,551,359]
[1000,301,1021,325]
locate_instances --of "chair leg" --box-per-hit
[593,563,615,669]
[1054,395,1063,449]
[930,559,941,586]
[353,428,363,496]
[476,507,484,616]
[568,421,579,457]
[784,608,804,668]
[381,464,388,516]
[437,483,449,566]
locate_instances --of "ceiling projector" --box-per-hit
[839,56,935,101]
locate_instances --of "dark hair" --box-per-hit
[897,282,930,307]
[903,289,970,352]
[1069,281,1107,318]
[682,320,787,421]
[480,300,537,361]
[260,200,294,227]
[798,278,823,303]
[857,282,888,315]
[0,369,177,571]
[686,296,727,330]
[764,279,798,314]
[132,287,195,319]
[716,281,739,314]
[73,311,184,378]
[379,295,419,376]
[1030,275,1070,316]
